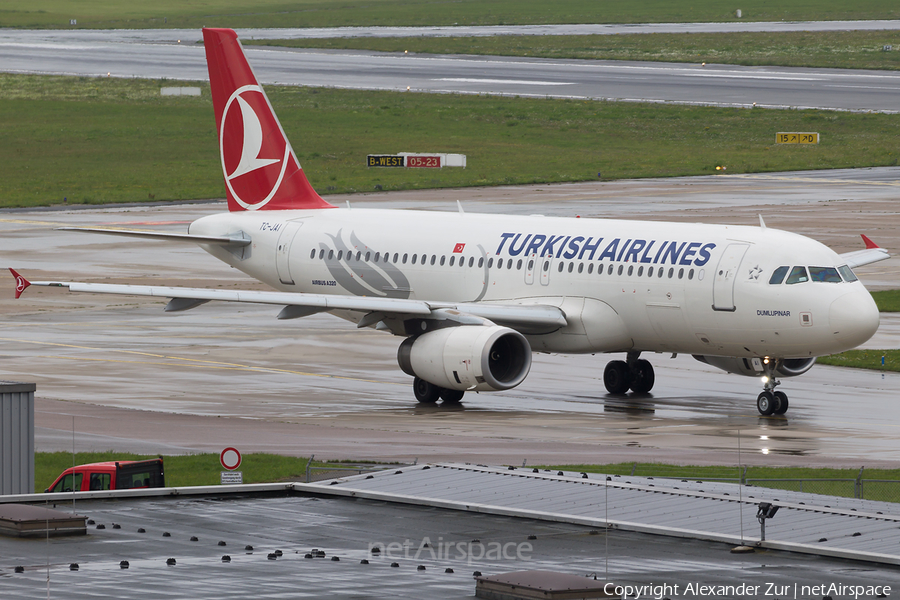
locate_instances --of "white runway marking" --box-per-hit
[434,77,574,86]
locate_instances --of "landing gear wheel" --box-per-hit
[604,360,630,394]
[629,359,655,394]
[757,391,776,416]
[773,391,789,415]
[440,388,465,404]
[413,377,440,404]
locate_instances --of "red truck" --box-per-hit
[45,458,165,493]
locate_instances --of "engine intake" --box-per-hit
[398,325,532,392]
[776,357,817,377]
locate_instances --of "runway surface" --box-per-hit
[2,30,900,112]
[2,168,898,466]
[4,21,900,44]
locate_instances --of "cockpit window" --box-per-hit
[785,266,809,285]
[769,266,789,285]
[809,267,842,283]
[838,265,858,283]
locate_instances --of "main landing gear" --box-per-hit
[413,377,464,405]
[603,352,655,395]
[756,362,788,416]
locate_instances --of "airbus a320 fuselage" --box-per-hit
[12,28,888,416]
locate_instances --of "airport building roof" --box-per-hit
[4,464,900,598]
[309,463,900,565]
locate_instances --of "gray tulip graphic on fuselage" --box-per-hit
[320,230,412,299]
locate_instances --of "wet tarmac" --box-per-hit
[2,168,899,467]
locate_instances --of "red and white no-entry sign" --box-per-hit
[220,447,242,471]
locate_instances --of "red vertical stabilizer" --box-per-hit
[203,28,335,212]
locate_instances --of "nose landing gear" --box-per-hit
[757,362,788,416]
[757,391,788,416]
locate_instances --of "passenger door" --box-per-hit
[712,243,749,311]
[275,221,303,285]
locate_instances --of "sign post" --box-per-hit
[775,132,819,144]
[220,447,243,484]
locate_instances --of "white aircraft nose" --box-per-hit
[829,290,880,348]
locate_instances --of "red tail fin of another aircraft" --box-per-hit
[203,28,335,212]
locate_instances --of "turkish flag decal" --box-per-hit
[453,243,465,253]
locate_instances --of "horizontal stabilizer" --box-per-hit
[58,227,251,246]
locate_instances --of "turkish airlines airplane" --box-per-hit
[11,28,890,416]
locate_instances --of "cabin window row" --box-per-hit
[553,261,697,280]
[311,248,481,268]
[310,248,700,280]
[768,265,857,285]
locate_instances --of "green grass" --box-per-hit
[2,0,898,30]
[0,76,219,206]
[872,289,900,312]
[4,73,900,209]
[251,30,900,71]
[37,454,900,502]
[36,451,310,493]
[817,349,900,372]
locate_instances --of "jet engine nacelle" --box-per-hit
[398,325,532,392]
[692,355,816,378]
[776,357,818,377]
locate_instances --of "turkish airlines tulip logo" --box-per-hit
[221,85,290,210]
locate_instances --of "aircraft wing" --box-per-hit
[9,269,567,331]
[839,234,890,269]
[57,227,251,246]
